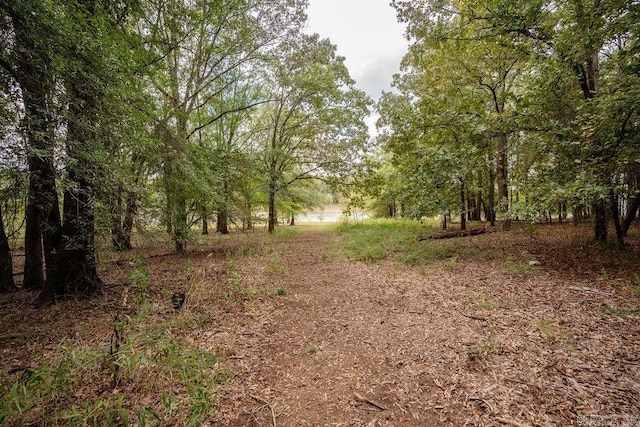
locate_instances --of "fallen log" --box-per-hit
[419,227,486,240]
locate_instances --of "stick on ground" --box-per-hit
[354,392,387,411]
[250,394,277,427]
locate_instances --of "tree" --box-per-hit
[144,0,306,251]
[259,33,371,232]
[1,0,60,291]
[1,0,145,305]
[389,0,640,243]
[0,202,15,293]
[376,35,503,227]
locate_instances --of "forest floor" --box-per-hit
[2,222,640,426]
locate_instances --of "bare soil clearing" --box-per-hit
[2,223,640,426]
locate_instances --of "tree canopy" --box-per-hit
[372,0,640,244]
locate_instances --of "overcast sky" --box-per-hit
[305,0,408,103]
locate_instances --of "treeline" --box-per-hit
[370,0,639,245]
[0,0,371,302]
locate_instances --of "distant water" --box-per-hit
[296,211,368,223]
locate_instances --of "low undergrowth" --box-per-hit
[335,219,457,264]
[0,285,225,426]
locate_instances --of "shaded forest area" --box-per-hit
[372,0,640,246]
[0,0,370,304]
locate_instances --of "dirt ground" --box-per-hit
[2,223,640,426]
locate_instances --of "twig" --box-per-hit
[566,376,585,395]
[461,313,487,321]
[418,227,486,240]
[7,366,31,374]
[250,394,277,427]
[468,396,494,413]
[354,392,387,411]
[568,286,612,296]
[495,416,528,427]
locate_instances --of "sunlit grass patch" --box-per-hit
[272,226,299,238]
[335,218,457,264]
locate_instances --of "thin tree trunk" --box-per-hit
[121,190,136,250]
[173,195,187,253]
[111,186,126,250]
[245,202,253,230]
[610,189,624,247]
[268,169,277,233]
[621,195,640,236]
[0,203,16,293]
[488,168,496,227]
[460,179,466,231]
[202,207,209,235]
[558,204,563,224]
[467,190,473,221]
[476,171,483,221]
[497,134,510,230]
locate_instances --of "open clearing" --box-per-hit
[2,223,640,426]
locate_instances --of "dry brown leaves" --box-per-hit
[1,223,640,427]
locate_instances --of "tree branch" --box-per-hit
[186,100,270,140]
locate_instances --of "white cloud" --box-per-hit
[305,0,408,102]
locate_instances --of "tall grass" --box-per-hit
[0,279,225,426]
[335,219,456,264]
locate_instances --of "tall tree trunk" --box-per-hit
[110,186,126,250]
[111,186,136,251]
[14,24,61,292]
[217,179,230,234]
[35,76,101,307]
[476,171,483,221]
[496,134,510,230]
[23,193,44,290]
[268,175,277,233]
[610,189,624,247]
[488,167,496,227]
[217,208,229,234]
[173,195,187,253]
[0,203,16,293]
[121,190,136,250]
[460,179,466,231]
[593,202,607,243]
[571,10,606,242]
[621,195,640,236]
[245,201,253,230]
[201,206,209,235]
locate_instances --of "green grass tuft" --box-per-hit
[335,219,456,264]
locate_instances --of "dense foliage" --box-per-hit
[371,0,639,245]
[0,0,371,299]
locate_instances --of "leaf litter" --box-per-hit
[1,223,639,426]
